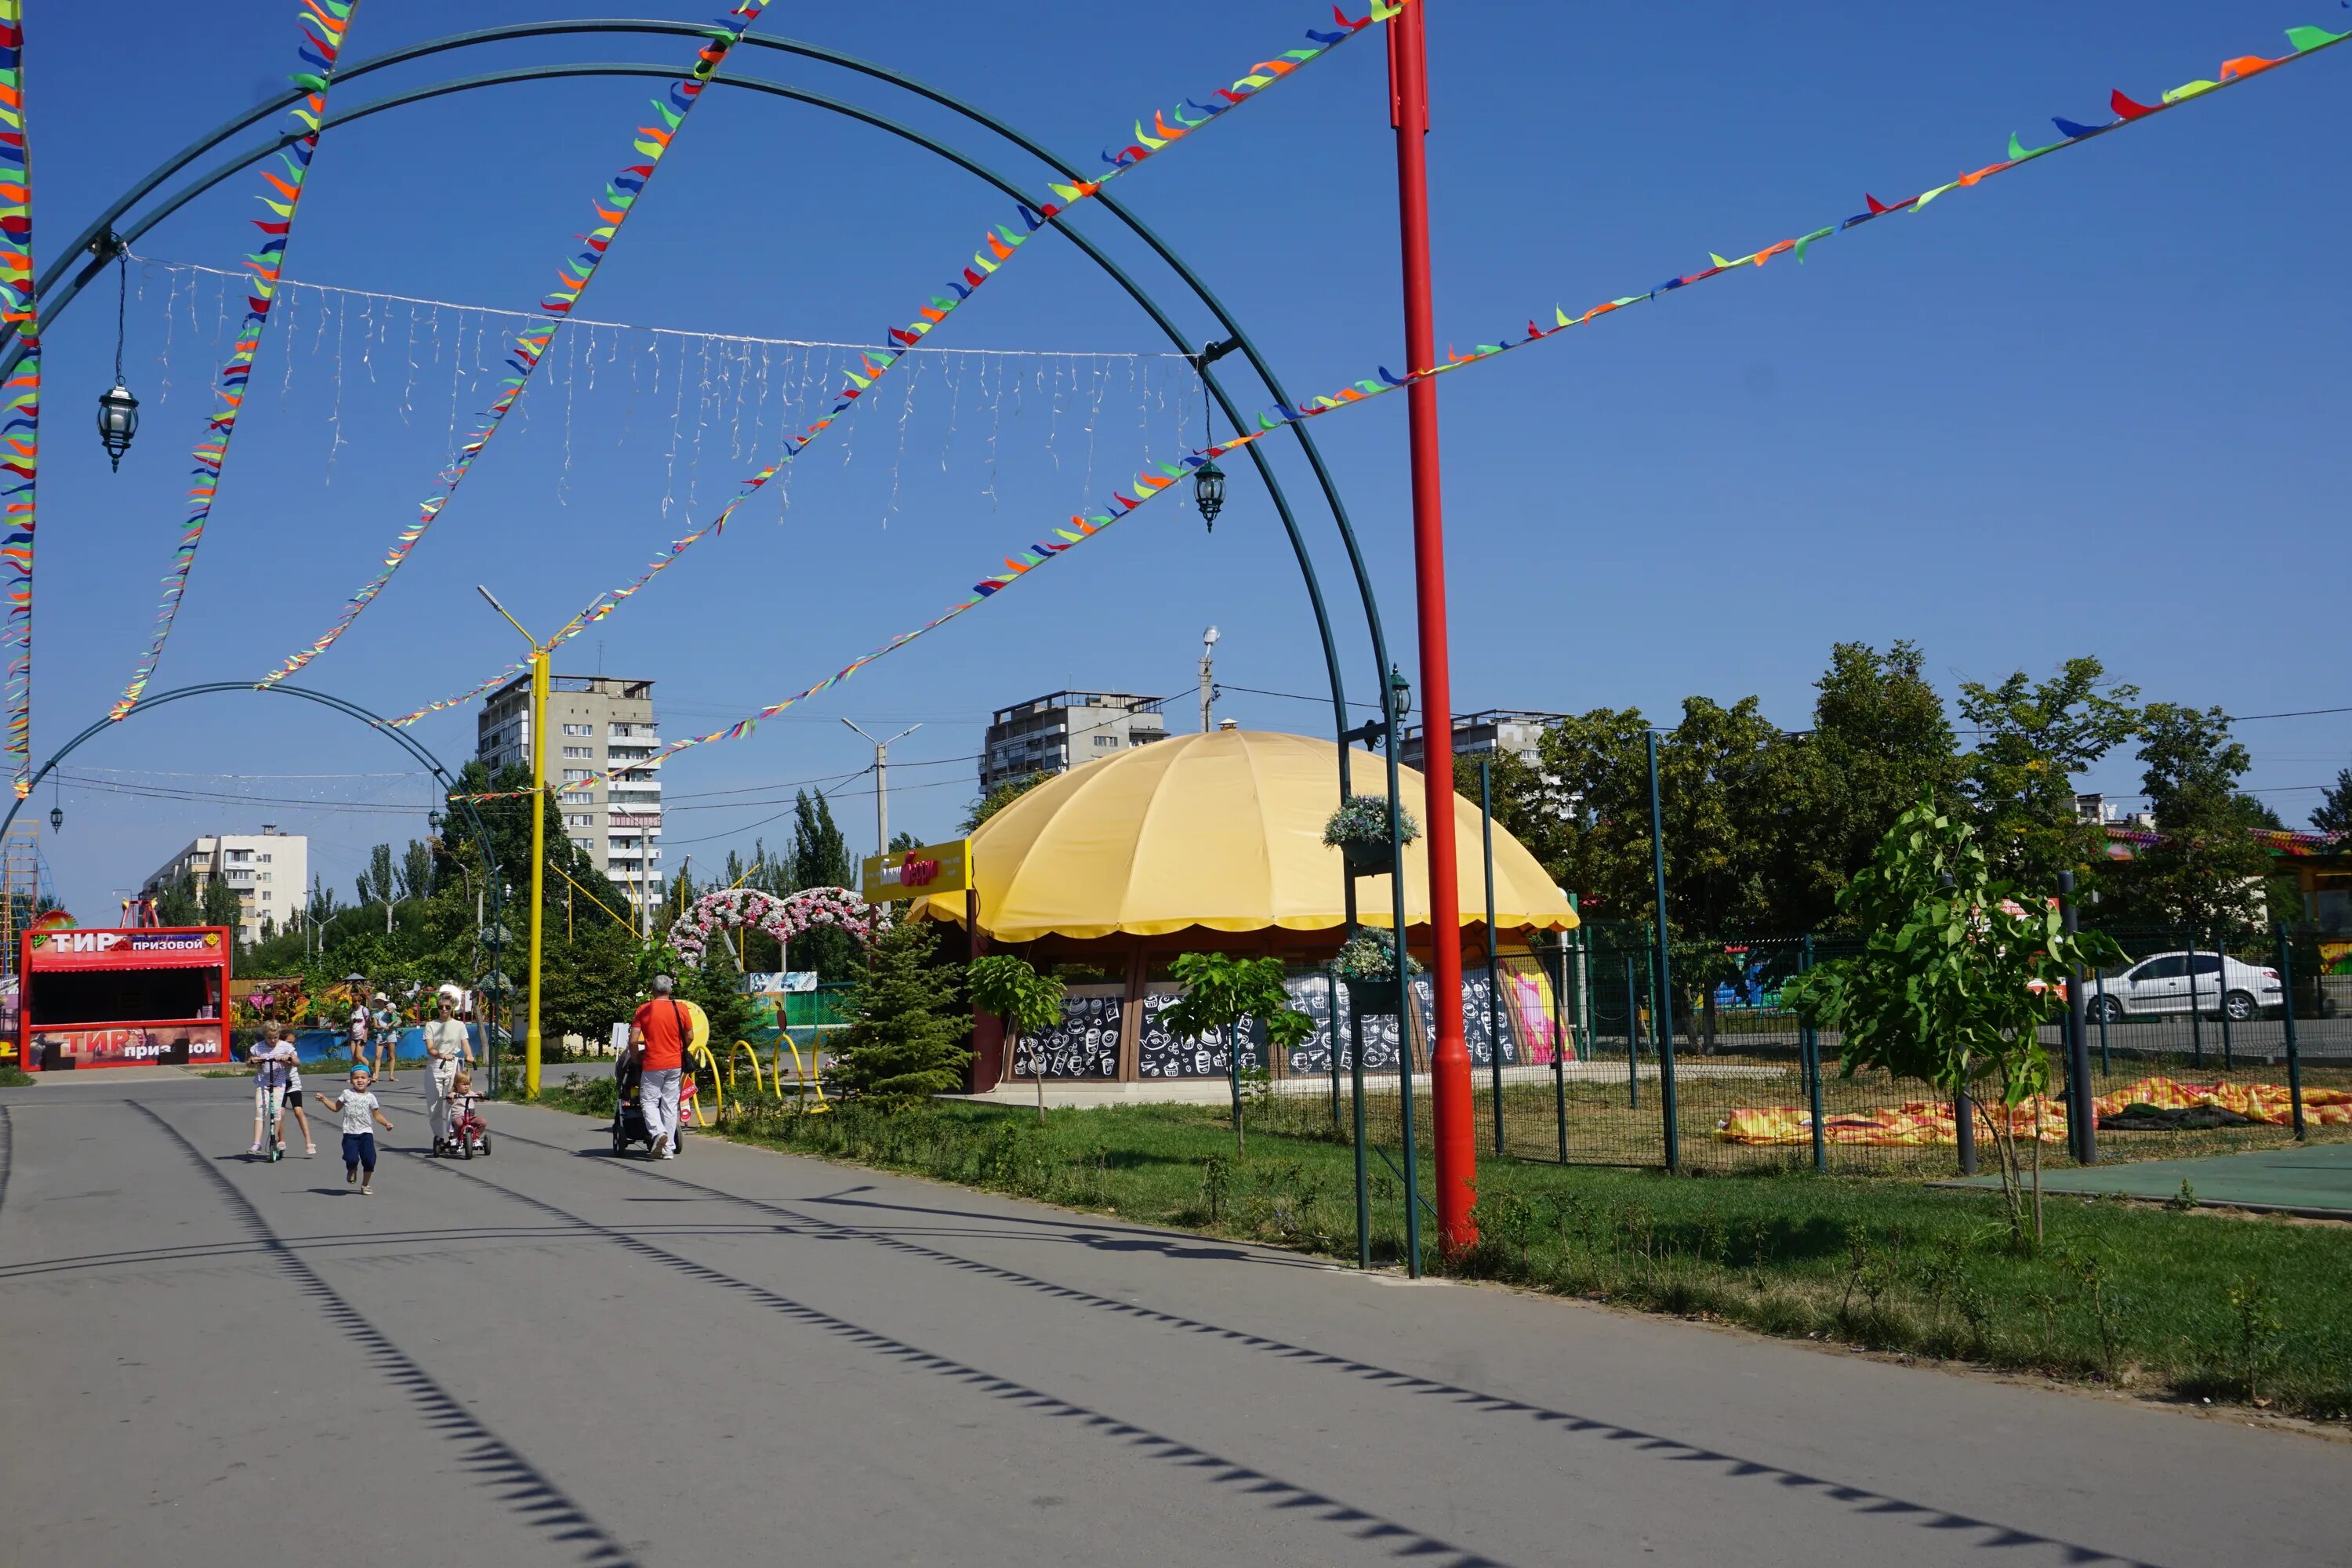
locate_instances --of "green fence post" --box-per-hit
[1623,952,1641,1112]
[1552,927,1569,1163]
[2216,923,2236,1071]
[1801,933,1826,1174]
[2275,924,2307,1142]
[1646,731,1680,1173]
[2093,969,2111,1075]
[2187,926,2206,1069]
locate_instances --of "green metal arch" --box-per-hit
[0,683,516,1087]
[16,24,1414,967]
[11,20,1405,772]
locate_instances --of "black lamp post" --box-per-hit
[97,246,138,470]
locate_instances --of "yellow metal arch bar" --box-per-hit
[726,1039,768,1098]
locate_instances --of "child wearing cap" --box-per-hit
[318,1069,394,1195]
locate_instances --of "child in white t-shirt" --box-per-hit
[318,1069,394,1195]
[247,1025,297,1156]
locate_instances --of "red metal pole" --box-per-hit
[1388,3,1476,1254]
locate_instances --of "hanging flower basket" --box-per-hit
[1334,931,1417,1016]
[1323,794,1420,880]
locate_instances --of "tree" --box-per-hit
[1767,641,1965,929]
[155,872,201,928]
[200,873,242,931]
[789,789,853,888]
[2112,704,2272,931]
[354,842,396,906]
[396,839,435,900]
[832,917,968,1105]
[888,829,919,853]
[536,911,641,1047]
[678,937,760,1054]
[967,954,1067,1122]
[1161,953,1312,1152]
[788,790,861,982]
[1531,706,1654,920]
[962,773,1047,833]
[1957,658,2140,893]
[2311,768,2352,840]
[1783,797,2119,1250]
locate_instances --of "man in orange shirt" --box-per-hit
[630,975,689,1160]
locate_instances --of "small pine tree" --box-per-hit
[833,918,968,1105]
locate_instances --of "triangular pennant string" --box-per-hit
[256,2,775,690]
[452,17,2347,792]
[111,0,361,718]
[387,0,1414,729]
[0,0,34,792]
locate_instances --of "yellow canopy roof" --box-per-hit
[916,728,1577,944]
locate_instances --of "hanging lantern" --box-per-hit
[47,804,62,833]
[1194,456,1226,532]
[97,247,140,471]
[96,383,139,470]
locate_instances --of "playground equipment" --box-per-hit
[692,1018,835,1122]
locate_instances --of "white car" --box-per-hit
[2085,951,2283,1024]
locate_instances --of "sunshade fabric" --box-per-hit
[916,729,1577,943]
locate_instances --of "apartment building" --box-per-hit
[1399,710,1563,772]
[478,674,662,916]
[980,691,1167,792]
[139,826,308,944]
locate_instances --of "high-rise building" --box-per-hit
[478,674,662,918]
[139,826,308,944]
[980,691,1167,792]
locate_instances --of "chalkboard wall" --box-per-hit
[1011,987,1123,1079]
[1136,988,1265,1080]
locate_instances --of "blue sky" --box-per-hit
[20,2,2350,916]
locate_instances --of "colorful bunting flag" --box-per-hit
[0,0,33,795]
[256,2,775,689]
[111,0,359,720]
[449,19,2347,800]
[390,0,1413,730]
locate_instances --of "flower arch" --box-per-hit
[667,886,886,967]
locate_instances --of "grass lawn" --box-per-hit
[535,1073,2352,1421]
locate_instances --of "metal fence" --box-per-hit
[1258,921,2347,1181]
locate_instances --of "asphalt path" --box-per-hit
[0,1074,2341,1568]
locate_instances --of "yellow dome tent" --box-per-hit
[916,728,1575,942]
[913,730,1577,1093]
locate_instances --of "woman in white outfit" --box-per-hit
[423,990,474,1149]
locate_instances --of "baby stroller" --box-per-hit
[610,1056,685,1158]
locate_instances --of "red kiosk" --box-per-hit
[16,926,234,1070]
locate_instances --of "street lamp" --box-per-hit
[96,243,139,470]
[1190,336,1240,533]
[1194,454,1225,532]
[47,803,61,833]
[477,583,550,1100]
[841,718,920,858]
[96,385,139,470]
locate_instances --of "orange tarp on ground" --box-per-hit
[1715,1077,2352,1147]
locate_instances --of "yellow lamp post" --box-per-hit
[477,585,549,1100]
